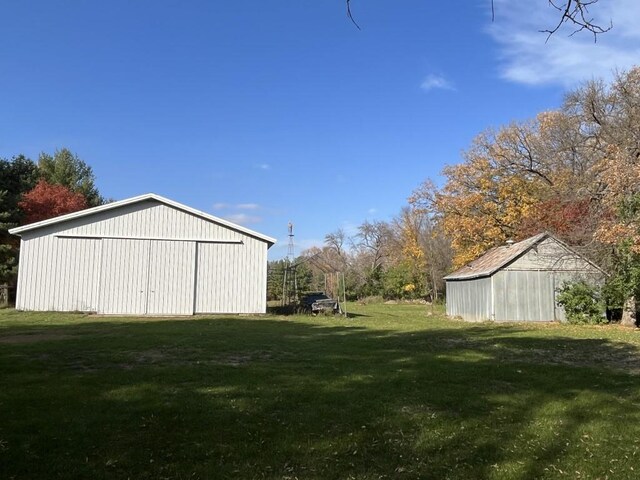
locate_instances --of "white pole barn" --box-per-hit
[9,193,276,315]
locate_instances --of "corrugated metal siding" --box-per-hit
[445,236,607,323]
[99,239,149,315]
[34,200,244,242]
[16,237,102,312]
[195,238,267,314]
[146,241,196,315]
[492,270,605,322]
[15,201,269,314]
[445,277,492,321]
[493,270,556,321]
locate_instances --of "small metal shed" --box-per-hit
[444,232,605,322]
[9,193,276,315]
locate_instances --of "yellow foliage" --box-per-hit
[436,156,543,267]
[595,146,640,252]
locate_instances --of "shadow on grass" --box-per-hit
[343,311,369,318]
[1,315,640,479]
[266,306,369,319]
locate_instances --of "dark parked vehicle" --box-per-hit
[299,292,342,315]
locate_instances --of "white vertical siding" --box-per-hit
[146,240,196,315]
[14,200,271,314]
[15,240,27,310]
[53,201,244,242]
[99,239,197,315]
[15,237,101,311]
[195,238,267,314]
[59,238,102,311]
[194,244,228,313]
[99,239,149,315]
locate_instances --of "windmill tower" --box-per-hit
[287,222,295,262]
[282,222,299,307]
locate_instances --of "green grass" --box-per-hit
[2,304,640,479]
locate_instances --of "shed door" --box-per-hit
[146,240,196,315]
[99,239,150,315]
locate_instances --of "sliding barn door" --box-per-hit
[99,239,150,315]
[146,240,196,315]
[98,239,196,315]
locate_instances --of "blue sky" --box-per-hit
[2,1,639,258]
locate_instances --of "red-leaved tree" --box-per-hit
[19,180,88,224]
[519,196,596,246]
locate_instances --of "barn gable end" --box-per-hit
[505,237,601,273]
[10,194,275,315]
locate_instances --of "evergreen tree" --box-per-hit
[38,148,104,206]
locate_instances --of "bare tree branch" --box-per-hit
[542,0,612,42]
[344,0,612,40]
[346,0,361,30]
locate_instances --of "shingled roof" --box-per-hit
[443,232,549,280]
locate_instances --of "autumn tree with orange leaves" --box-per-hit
[410,112,592,268]
[19,180,88,224]
[410,81,621,268]
[269,68,640,314]
[582,69,640,325]
[410,66,640,324]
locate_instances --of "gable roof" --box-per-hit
[443,232,603,280]
[8,193,277,246]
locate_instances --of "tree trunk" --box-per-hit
[621,296,637,327]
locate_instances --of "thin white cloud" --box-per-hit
[367,208,377,215]
[488,0,640,87]
[213,202,265,225]
[223,213,262,225]
[256,163,271,170]
[420,73,455,92]
[213,202,262,211]
[237,203,260,210]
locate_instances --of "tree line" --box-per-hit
[411,66,640,322]
[268,208,452,303]
[271,66,640,322]
[0,148,105,285]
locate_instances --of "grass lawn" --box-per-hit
[2,304,640,479]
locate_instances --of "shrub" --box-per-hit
[359,295,384,305]
[556,281,607,325]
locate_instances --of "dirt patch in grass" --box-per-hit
[439,335,640,374]
[0,333,73,344]
[115,348,274,370]
[214,351,273,366]
[508,341,640,374]
[43,348,277,373]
